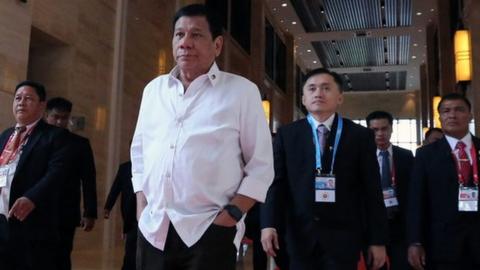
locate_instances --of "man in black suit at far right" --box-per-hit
[104,160,136,270]
[0,81,70,269]
[366,111,414,270]
[261,68,388,270]
[44,97,98,270]
[407,93,480,270]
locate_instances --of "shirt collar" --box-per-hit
[16,118,41,133]
[310,113,336,131]
[445,133,472,151]
[377,144,393,157]
[168,62,220,88]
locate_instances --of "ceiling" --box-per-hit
[265,0,438,92]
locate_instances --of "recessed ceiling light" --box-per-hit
[430,8,435,12]
[418,29,423,32]
[307,49,312,52]
[412,55,417,59]
[313,60,318,64]
[292,21,297,25]
[416,12,422,16]
[280,19,284,23]
[281,3,287,7]
[320,10,325,14]
[413,43,418,47]
[273,8,277,11]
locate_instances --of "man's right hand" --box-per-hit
[136,191,147,221]
[408,244,426,270]
[261,228,279,257]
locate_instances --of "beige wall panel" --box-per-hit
[0,1,32,129]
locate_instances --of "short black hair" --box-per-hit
[425,127,443,139]
[15,80,46,101]
[173,4,223,39]
[366,110,394,126]
[303,68,344,92]
[47,97,73,113]
[437,93,471,112]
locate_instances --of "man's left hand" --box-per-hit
[8,197,35,221]
[213,209,237,227]
[368,245,387,270]
[81,217,95,231]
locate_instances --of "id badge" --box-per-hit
[458,186,478,212]
[315,175,335,203]
[383,187,399,208]
[0,166,8,188]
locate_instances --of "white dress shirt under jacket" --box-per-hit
[131,63,274,251]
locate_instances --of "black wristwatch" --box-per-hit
[224,204,243,222]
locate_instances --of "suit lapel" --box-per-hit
[0,128,15,153]
[15,121,46,174]
[299,119,316,171]
[437,137,457,181]
[472,136,480,175]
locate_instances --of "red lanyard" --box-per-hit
[452,145,479,186]
[0,128,31,165]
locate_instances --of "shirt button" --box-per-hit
[179,93,183,97]
[165,172,171,178]
[170,144,175,149]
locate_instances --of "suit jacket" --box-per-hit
[0,120,70,242]
[407,136,480,263]
[59,132,97,228]
[389,145,414,240]
[261,114,388,261]
[104,161,136,233]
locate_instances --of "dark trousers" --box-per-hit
[289,242,357,270]
[0,224,57,270]
[136,223,237,270]
[57,226,76,270]
[123,227,138,270]
[362,240,410,270]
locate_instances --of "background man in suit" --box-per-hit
[0,81,70,269]
[366,110,414,270]
[44,97,97,270]
[104,160,136,270]
[261,68,388,270]
[408,93,480,270]
[423,127,443,145]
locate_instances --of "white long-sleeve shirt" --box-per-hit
[131,62,274,250]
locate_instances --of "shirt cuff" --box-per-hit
[236,176,271,203]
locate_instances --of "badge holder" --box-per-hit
[0,167,8,188]
[458,185,478,212]
[315,170,336,203]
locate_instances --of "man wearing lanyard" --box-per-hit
[0,81,70,269]
[407,93,480,270]
[261,68,388,270]
[366,111,414,270]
